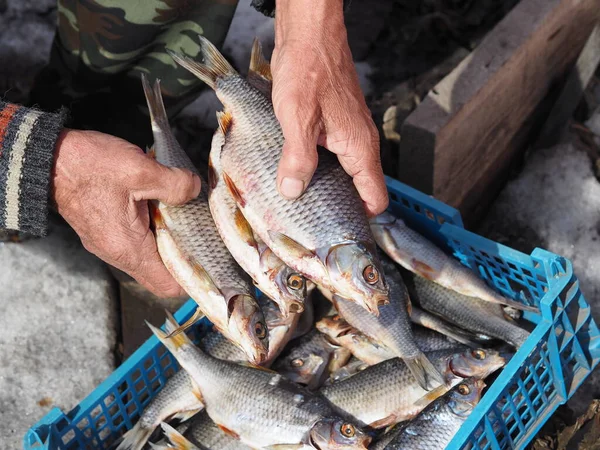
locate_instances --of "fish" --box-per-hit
[148,314,370,449]
[317,315,466,366]
[149,422,202,450]
[208,121,308,317]
[319,347,505,429]
[179,411,250,450]
[168,37,389,316]
[329,256,444,390]
[117,371,203,450]
[325,358,370,385]
[272,329,352,390]
[259,294,302,365]
[141,74,268,364]
[402,270,531,348]
[381,378,485,449]
[409,305,491,347]
[370,212,538,312]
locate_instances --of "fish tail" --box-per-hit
[167,36,237,90]
[116,422,154,450]
[141,73,169,131]
[160,422,200,450]
[146,317,191,353]
[404,352,445,391]
[505,323,531,348]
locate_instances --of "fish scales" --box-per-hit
[184,411,249,449]
[403,270,530,348]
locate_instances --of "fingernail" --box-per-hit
[279,177,304,199]
[192,175,202,197]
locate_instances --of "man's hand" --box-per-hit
[272,0,388,217]
[52,129,201,297]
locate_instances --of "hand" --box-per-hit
[272,0,388,217]
[52,129,201,297]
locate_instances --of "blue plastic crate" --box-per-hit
[25,177,600,450]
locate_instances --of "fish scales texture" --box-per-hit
[320,349,456,427]
[198,330,246,362]
[403,271,530,348]
[176,344,334,447]
[185,411,250,450]
[217,75,373,250]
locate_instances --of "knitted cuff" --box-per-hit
[251,0,352,18]
[0,102,67,236]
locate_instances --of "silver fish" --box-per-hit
[319,348,504,429]
[150,422,203,450]
[382,378,485,449]
[272,329,351,390]
[208,126,308,317]
[149,314,370,449]
[370,212,538,312]
[141,75,268,364]
[329,256,443,390]
[168,37,389,316]
[325,358,370,385]
[403,270,531,348]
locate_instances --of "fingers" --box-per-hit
[322,122,389,217]
[273,91,320,200]
[128,229,187,298]
[132,158,202,205]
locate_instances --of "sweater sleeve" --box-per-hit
[0,101,67,237]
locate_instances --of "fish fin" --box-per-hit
[165,307,205,338]
[234,208,257,249]
[368,414,399,430]
[160,422,200,450]
[238,361,278,373]
[207,157,218,190]
[146,145,156,159]
[409,306,481,348]
[150,202,166,231]
[412,259,437,280]
[116,421,154,450]
[190,379,205,403]
[249,38,272,81]
[171,407,202,422]
[141,73,169,129]
[167,36,237,90]
[268,230,315,259]
[222,171,246,208]
[147,320,190,351]
[217,424,240,439]
[189,258,219,292]
[404,352,445,391]
[148,444,168,450]
[413,383,452,409]
[216,110,233,136]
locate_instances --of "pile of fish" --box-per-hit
[115,36,536,450]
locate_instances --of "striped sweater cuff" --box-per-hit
[0,102,67,236]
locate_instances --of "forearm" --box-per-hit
[0,101,66,236]
[253,0,350,18]
[274,0,345,42]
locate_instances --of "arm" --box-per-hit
[271,0,388,216]
[0,100,200,297]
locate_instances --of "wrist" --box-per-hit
[275,0,345,46]
[51,128,83,208]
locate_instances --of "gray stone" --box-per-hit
[0,218,118,449]
[479,135,600,415]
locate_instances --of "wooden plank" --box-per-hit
[397,0,600,225]
[537,24,600,148]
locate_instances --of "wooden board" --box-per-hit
[397,0,600,226]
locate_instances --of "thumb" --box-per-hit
[275,105,320,200]
[132,159,202,205]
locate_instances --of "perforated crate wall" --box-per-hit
[25,177,600,450]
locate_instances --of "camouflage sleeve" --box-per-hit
[0,102,66,236]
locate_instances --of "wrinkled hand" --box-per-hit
[52,129,201,297]
[272,0,388,216]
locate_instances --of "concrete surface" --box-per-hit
[0,218,118,448]
[480,133,600,414]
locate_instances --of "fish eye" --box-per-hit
[340,423,356,438]
[290,358,304,367]
[457,384,471,395]
[472,350,486,360]
[363,265,379,285]
[254,322,267,340]
[332,314,342,322]
[287,274,304,291]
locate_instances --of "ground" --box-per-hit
[0,1,599,449]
